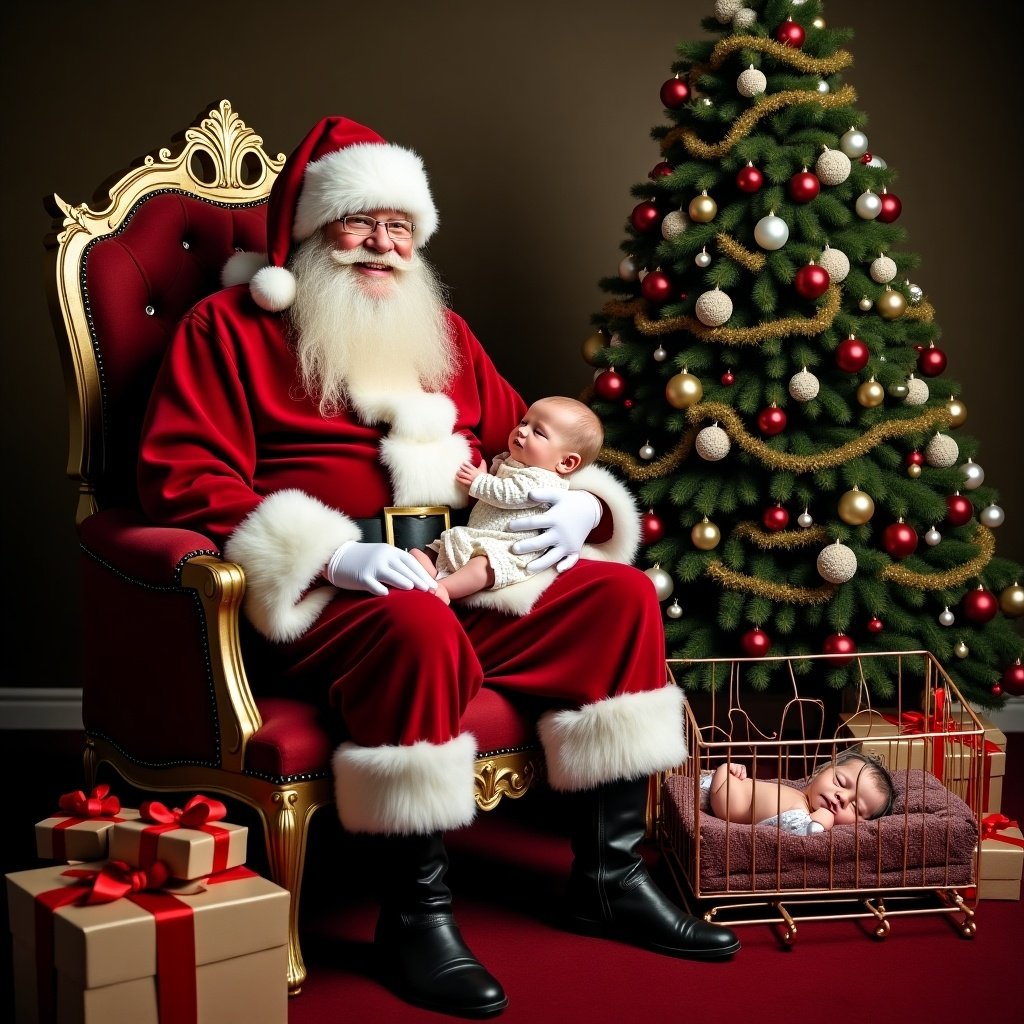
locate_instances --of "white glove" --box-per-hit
[508,489,602,573]
[324,541,437,597]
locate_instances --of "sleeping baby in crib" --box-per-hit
[701,749,896,836]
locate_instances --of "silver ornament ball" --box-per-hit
[858,296,873,312]
[639,443,656,461]
[666,599,683,620]
[816,78,830,94]
[960,460,985,489]
[618,255,639,281]
[839,127,870,159]
[939,607,955,627]
[954,641,969,659]
[797,510,814,528]
[754,213,789,250]
[653,345,668,363]
[645,565,675,601]
[856,191,883,220]
[925,527,942,546]
[695,248,712,268]
[908,282,923,304]
[980,504,1005,528]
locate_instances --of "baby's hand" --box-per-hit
[809,807,836,831]
[726,763,748,781]
[455,458,485,489]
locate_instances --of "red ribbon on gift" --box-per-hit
[137,793,232,873]
[879,687,948,779]
[49,784,125,861]
[32,862,257,1024]
[981,814,1024,849]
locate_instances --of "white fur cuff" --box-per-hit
[332,733,478,834]
[538,685,687,791]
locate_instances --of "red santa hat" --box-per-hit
[224,115,439,312]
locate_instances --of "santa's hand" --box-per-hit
[324,542,437,597]
[508,489,601,572]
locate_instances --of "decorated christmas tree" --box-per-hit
[584,0,1024,706]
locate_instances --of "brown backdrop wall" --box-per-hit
[3,0,1021,691]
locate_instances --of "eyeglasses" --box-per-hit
[339,215,415,240]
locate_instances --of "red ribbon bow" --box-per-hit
[139,793,227,827]
[57,783,121,818]
[64,859,171,904]
[981,813,1024,848]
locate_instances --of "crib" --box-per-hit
[656,651,986,943]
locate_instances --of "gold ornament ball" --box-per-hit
[857,379,885,408]
[876,289,907,320]
[581,331,606,366]
[838,487,875,525]
[691,518,721,550]
[665,371,703,409]
[946,397,968,427]
[1000,583,1024,618]
[688,192,718,223]
[907,463,922,479]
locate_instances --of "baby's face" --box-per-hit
[805,760,887,825]
[507,400,579,473]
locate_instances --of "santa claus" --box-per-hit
[138,115,738,1018]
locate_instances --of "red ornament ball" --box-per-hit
[788,169,820,203]
[757,405,787,436]
[917,345,947,377]
[822,632,857,667]
[641,270,673,302]
[649,161,673,179]
[593,368,626,401]
[859,152,873,165]
[623,398,634,410]
[775,18,805,47]
[660,76,691,109]
[877,191,902,223]
[762,504,790,532]
[946,494,974,527]
[794,263,830,299]
[991,684,1003,698]
[906,450,924,467]
[736,164,764,193]
[882,521,918,560]
[1001,661,1024,697]
[721,369,736,386]
[641,510,665,545]
[867,616,885,634]
[835,336,870,373]
[740,627,771,657]
[962,587,998,624]
[630,201,661,232]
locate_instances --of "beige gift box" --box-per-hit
[6,861,288,1024]
[838,709,1005,815]
[973,825,1023,901]
[35,809,140,863]
[108,817,247,881]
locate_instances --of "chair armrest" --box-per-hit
[78,508,262,773]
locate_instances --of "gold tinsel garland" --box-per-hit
[597,429,696,480]
[715,232,765,272]
[663,85,858,160]
[879,525,996,590]
[705,560,836,604]
[690,35,854,83]
[602,285,841,345]
[901,300,935,324]
[733,522,830,549]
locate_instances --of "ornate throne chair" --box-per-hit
[44,99,544,995]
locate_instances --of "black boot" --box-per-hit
[567,777,740,960]
[370,831,508,1018]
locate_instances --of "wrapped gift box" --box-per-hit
[6,860,288,1024]
[838,709,1005,815]
[108,798,247,881]
[36,809,140,863]
[973,820,1023,901]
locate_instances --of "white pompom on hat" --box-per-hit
[224,115,439,312]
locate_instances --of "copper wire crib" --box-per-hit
[656,651,986,943]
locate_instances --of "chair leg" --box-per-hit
[260,787,320,996]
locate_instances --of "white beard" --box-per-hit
[288,235,457,417]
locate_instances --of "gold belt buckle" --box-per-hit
[383,505,451,547]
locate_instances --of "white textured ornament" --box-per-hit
[817,541,857,584]
[695,423,731,461]
[695,288,733,327]
[737,65,767,98]
[925,432,959,468]
[815,147,852,186]
[870,254,897,283]
[754,213,789,250]
[839,127,869,158]
[960,459,985,489]
[817,246,850,283]
[788,368,820,402]
[981,504,1006,528]
[733,7,757,29]
[904,375,930,406]
[856,190,883,219]
[661,210,690,240]
[714,0,744,23]
[618,255,639,281]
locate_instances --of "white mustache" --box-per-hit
[329,247,410,270]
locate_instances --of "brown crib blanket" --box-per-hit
[662,768,978,894]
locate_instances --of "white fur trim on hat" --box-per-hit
[294,142,439,247]
[223,488,362,642]
[332,733,477,834]
[221,251,269,289]
[250,265,298,313]
[538,685,686,791]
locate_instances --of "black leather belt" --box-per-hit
[354,505,467,550]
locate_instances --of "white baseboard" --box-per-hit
[0,688,84,730]
[983,700,1024,735]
